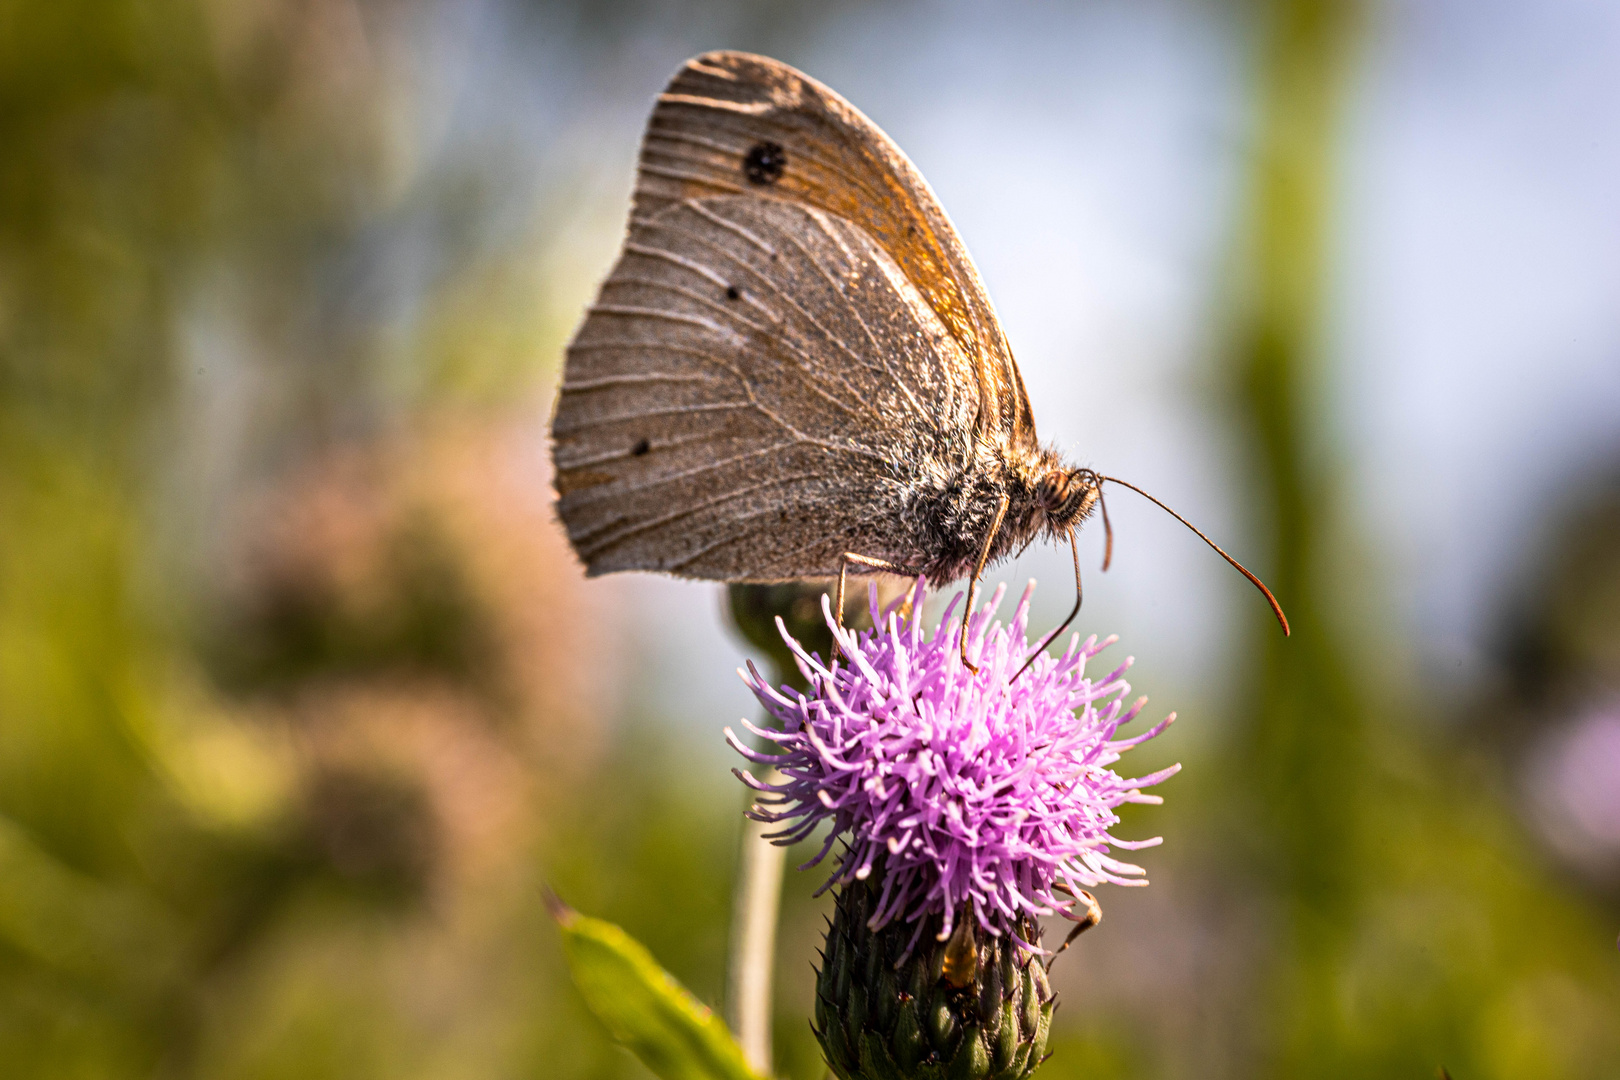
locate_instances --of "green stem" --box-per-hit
[726,767,786,1076]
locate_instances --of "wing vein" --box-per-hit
[638,162,745,192]
[587,442,796,500]
[601,272,869,419]
[791,210,930,421]
[683,201,776,256]
[552,401,752,436]
[557,427,751,470]
[623,242,732,288]
[623,218,887,419]
[560,372,722,393]
[586,305,733,336]
[656,92,773,116]
[644,128,748,158]
[574,472,822,555]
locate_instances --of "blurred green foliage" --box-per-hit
[0,1,293,1071]
[1,1,1617,1079]
[0,1,615,1075]
[1217,2,1620,1078]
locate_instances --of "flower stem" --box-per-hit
[726,766,785,1075]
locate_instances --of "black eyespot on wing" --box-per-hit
[725,285,740,300]
[631,438,651,457]
[742,141,785,185]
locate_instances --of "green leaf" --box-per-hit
[549,893,765,1080]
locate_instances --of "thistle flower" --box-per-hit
[727,579,1177,1079]
[727,577,1178,947]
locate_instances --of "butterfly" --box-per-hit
[550,51,1287,671]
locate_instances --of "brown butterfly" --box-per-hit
[550,51,1287,670]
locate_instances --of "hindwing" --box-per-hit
[553,195,977,580]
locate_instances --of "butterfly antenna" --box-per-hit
[1014,527,1083,682]
[1099,475,1290,636]
[1097,483,1114,572]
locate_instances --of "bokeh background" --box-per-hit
[3,0,1619,1077]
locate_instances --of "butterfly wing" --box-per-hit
[553,194,977,581]
[631,51,1035,450]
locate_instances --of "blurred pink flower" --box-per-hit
[1529,703,1620,877]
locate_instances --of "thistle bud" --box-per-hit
[815,878,1054,1080]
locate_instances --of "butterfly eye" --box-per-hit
[743,141,786,185]
[1036,471,1069,512]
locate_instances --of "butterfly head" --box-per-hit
[1035,466,1101,537]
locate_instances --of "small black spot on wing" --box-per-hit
[725,285,740,300]
[743,141,785,185]
[631,438,651,457]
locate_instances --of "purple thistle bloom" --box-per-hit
[726,578,1179,950]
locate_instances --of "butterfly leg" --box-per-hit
[960,493,1011,674]
[835,553,920,633]
[1012,526,1083,682]
[1045,887,1102,970]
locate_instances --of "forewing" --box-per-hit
[552,195,977,581]
[634,51,1036,449]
